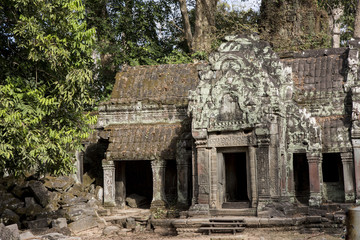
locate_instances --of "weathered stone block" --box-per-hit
[126,194,147,208]
[28,180,50,208]
[26,218,49,229]
[43,176,75,192]
[102,225,120,236]
[82,173,95,188]
[0,223,20,240]
[1,209,20,226]
[51,218,68,229]
[68,216,98,233]
[126,217,136,230]
[19,230,34,240]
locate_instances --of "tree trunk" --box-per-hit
[354,0,360,38]
[329,6,343,48]
[178,0,218,53]
[178,0,193,51]
[259,0,330,51]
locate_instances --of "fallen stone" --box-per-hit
[95,186,103,202]
[126,217,136,230]
[45,192,61,212]
[67,184,86,198]
[27,218,49,229]
[126,194,147,208]
[40,232,81,240]
[25,197,37,207]
[0,223,20,240]
[59,192,76,206]
[1,209,20,226]
[28,180,50,208]
[82,173,95,188]
[68,215,98,233]
[19,231,34,240]
[51,218,67,229]
[43,176,74,192]
[11,181,29,199]
[102,225,120,236]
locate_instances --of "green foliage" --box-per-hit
[214,2,259,41]
[0,0,97,176]
[84,0,186,103]
[317,0,357,45]
[159,49,193,64]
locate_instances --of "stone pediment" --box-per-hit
[188,35,290,131]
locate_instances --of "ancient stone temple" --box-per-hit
[92,35,360,214]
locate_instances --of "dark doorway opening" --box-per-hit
[293,153,310,204]
[83,138,109,186]
[322,153,344,202]
[165,160,177,204]
[224,152,248,205]
[125,161,153,208]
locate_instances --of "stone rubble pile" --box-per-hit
[0,173,106,239]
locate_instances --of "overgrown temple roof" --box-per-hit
[104,122,190,160]
[109,64,201,106]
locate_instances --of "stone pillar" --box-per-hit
[352,139,360,204]
[75,150,84,183]
[256,129,271,210]
[151,160,167,209]
[102,159,116,207]
[306,152,322,207]
[115,161,126,208]
[177,160,190,206]
[341,152,355,202]
[249,146,258,208]
[176,140,191,206]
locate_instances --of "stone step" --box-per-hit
[209,218,245,222]
[204,222,244,226]
[210,208,256,216]
[199,226,245,235]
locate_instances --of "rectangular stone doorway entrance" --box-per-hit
[222,152,249,209]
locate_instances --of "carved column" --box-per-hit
[191,129,210,207]
[115,161,126,208]
[249,146,258,208]
[102,159,116,207]
[306,152,322,207]
[151,159,167,209]
[195,141,210,205]
[352,140,360,204]
[256,129,271,209]
[176,140,191,206]
[340,152,355,202]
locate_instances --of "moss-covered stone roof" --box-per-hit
[109,64,201,106]
[104,122,191,161]
[281,48,351,152]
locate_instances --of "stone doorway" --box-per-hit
[293,153,310,204]
[222,152,249,208]
[123,161,153,208]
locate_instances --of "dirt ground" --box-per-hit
[77,227,344,240]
